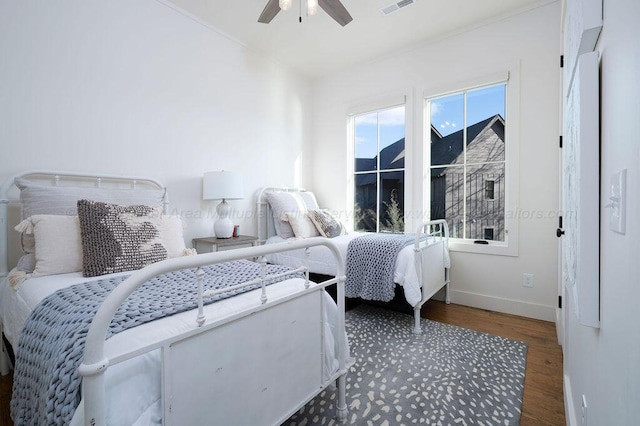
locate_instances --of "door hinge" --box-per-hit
[559,135,563,148]
[558,295,563,309]
[556,215,565,238]
[560,55,564,68]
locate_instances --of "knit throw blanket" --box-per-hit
[345,233,414,302]
[11,260,301,426]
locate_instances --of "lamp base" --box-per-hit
[214,200,234,238]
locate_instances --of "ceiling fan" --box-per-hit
[258,0,353,26]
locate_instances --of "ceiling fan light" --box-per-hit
[279,0,292,11]
[307,0,318,15]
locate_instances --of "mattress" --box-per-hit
[265,234,450,307]
[0,268,344,425]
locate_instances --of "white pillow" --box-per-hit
[158,216,188,258]
[15,177,166,257]
[21,215,83,277]
[283,212,320,238]
[265,191,319,239]
[15,213,188,279]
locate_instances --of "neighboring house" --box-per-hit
[431,114,505,240]
[355,114,505,239]
[355,138,405,232]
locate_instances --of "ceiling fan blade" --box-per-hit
[319,0,353,26]
[258,0,281,23]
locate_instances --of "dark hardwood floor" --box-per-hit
[0,300,565,426]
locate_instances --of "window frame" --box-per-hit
[422,69,520,256]
[346,93,413,233]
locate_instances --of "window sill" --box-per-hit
[448,238,518,257]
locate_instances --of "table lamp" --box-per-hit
[202,171,244,238]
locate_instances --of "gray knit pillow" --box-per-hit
[15,177,165,256]
[307,209,345,238]
[77,199,167,277]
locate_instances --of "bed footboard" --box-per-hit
[412,219,450,335]
[79,239,348,426]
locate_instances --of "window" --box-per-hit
[427,82,507,242]
[484,180,495,200]
[352,104,406,232]
[484,227,495,240]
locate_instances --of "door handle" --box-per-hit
[556,228,565,238]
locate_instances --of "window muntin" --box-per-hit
[353,104,405,232]
[428,83,506,242]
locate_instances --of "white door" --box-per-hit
[560,51,601,332]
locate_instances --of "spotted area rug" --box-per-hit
[284,305,527,425]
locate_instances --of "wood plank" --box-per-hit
[421,300,566,425]
[0,300,565,425]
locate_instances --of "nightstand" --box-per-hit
[191,235,258,253]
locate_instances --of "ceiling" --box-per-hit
[165,0,547,79]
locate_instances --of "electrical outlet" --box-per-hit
[523,273,534,288]
[581,395,588,425]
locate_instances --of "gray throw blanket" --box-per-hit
[11,260,301,426]
[345,233,414,302]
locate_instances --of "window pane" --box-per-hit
[355,173,377,232]
[354,112,378,172]
[430,93,464,166]
[431,166,464,239]
[466,84,506,163]
[379,106,405,170]
[379,171,404,233]
[466,164,505,241]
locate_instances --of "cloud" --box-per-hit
[438,121,458,133]
[355,135,368,145]
[355,106,405,126]
[378,107,405,125]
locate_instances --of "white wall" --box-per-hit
[0,0,313,267]
[563,0,640,424]
[311,2,562,320]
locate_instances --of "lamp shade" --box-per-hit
[202,171,244,201]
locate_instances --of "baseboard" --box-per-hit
[564,372,578,426]
[450,289,556,322]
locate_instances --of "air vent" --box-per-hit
[380,0,415,15]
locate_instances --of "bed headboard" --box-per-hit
[255,186,310,244]
[0,170,168,278]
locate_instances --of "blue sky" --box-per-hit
[431,83,505,137]
[354,84,505,159]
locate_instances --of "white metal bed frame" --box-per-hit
[80,239,348,425]
[255,186,451,335]
[0,170,170,279]
[0,170,170,376]
[0,172,349,425]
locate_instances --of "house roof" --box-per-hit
[354,114,504,181]
[431,114,504,176]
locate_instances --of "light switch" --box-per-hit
[608,169,626,234]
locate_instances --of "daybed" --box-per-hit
[256,186,451,335]
[0,171,351,426]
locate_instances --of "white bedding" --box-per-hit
[265,234,450,307]
[0,269,345,425]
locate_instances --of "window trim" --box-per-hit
[421,67,520,256]
[346,91,413,233]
